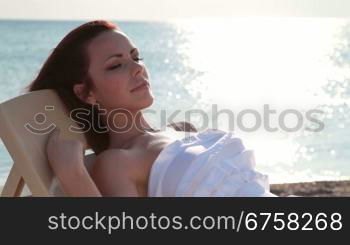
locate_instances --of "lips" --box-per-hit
[130,81,149,92]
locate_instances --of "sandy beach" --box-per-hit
[270,180,350,197]
[1,180,350,196]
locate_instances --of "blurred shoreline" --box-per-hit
[1,180,350,196]
[271,180,350,197]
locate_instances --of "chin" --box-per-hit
[133,95,154,111]
[142,95,154,108]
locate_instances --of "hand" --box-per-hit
[46,127,85,176]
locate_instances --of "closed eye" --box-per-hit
[107,57,144,70]
[107,64,122,70]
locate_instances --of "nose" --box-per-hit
[131,60,145,78]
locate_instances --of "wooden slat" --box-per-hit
[1,164,24,197]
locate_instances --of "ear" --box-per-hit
[73,83,97,105]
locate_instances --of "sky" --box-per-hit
[0,0,350,21]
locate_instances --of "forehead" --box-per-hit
[87,30,134,59]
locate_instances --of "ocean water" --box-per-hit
[0,18,350,186]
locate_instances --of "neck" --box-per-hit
[105,110,156,149]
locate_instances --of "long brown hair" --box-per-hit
[27,20,117,154]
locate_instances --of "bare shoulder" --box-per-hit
[95,148,130,162]
[91,148,150,183]
[92,149,138,176]
[90,148,142,196]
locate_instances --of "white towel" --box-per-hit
[148,129,277,197]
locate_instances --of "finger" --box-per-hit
[48,127,60,142]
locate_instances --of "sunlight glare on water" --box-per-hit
[175,17,345,107]
[170,17,349,183]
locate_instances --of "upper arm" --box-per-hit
[91,150,140,197]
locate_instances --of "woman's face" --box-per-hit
[85,30,153,111]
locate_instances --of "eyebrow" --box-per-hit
[105,48,138,62]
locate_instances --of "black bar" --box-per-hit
[0,198,348,241]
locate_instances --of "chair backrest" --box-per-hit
[0,89,90,196]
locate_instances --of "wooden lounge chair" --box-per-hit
[0,89,94,197]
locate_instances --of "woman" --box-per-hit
[28,20,276,197]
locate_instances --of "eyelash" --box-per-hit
[108,57,144,70]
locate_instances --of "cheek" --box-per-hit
[100,85,130,108]
[94,77,131,108]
